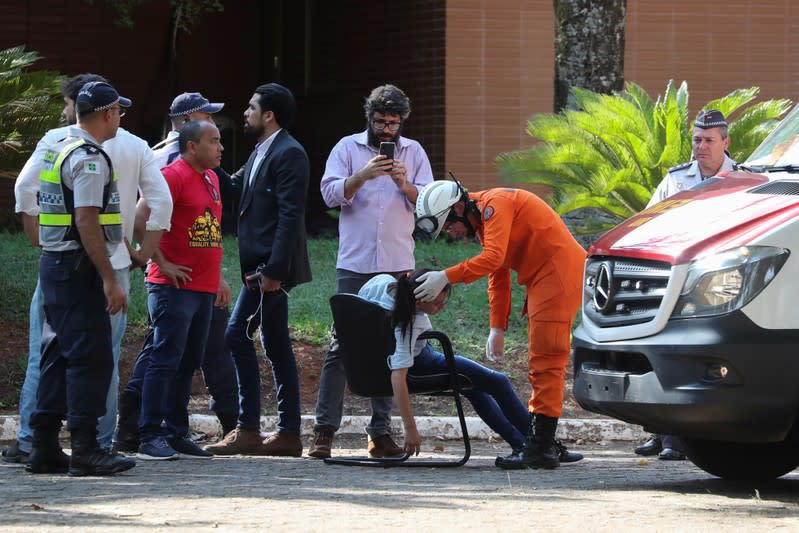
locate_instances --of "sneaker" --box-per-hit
[137,437,179,461]
[261,432,303,457]
[70,449,136,477]
[308,432,334,459]
[203,428,264,456]
[170,436,213,459]
[2,441,30,465]
[554,440,583,463]
[367,435,405,458]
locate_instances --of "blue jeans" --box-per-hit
[125,305,239,416]
[18,269,128,452]
[313,269,394,439]
[32,252,113,434]
[413,343,530,448]
[226,285,300,434]
[139,283,214,441]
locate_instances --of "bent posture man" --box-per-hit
[415,180,586,470]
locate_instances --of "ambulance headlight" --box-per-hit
[672,246,789,318]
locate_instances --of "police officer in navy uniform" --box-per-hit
[27,81,136,476]
[647,109,737,208]
[637,109,737,461]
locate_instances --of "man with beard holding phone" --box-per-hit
[308,84,434,459]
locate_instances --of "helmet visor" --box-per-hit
[416,215,440,235]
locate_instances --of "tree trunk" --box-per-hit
[553,0,626,112]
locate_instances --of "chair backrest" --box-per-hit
[330,294,396,397]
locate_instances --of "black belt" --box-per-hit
[42,249,84,257]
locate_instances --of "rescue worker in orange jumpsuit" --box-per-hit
[414,180,586,469]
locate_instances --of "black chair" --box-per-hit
[323,294,472,467]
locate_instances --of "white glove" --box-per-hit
[485,327,505,363]
[413,270,449,302]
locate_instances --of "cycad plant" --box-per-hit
[0,45,63,180]
[497,81,792,233]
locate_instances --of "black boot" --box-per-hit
[112,390,141,453]
[70,428,136,477]
[26,427,70,474]
[496,413,559,470]
[216,412,238,437]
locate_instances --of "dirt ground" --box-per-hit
[0,320,597,420]
[3,438,798,532]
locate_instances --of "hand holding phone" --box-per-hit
[379,141,395,161]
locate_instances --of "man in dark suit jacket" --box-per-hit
[205,83,311,457]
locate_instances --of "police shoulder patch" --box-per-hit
[85,161,100,174]
[483,205,495,221]
[668,161,692,173]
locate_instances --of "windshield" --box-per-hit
[746,103,799,167]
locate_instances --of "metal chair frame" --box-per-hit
[323,294,471,467]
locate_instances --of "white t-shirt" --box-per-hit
[15,126,173,269]
[358,274,432,370]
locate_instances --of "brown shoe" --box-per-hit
[367,434,405,458]
[203,428,263,456]
[308,432,334,459]
[261,432,303,457]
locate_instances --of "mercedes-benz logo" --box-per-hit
[593,262,613,313]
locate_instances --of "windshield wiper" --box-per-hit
[739,164,799,173]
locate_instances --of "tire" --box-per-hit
[682,438,799,480]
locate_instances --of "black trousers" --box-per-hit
[32,251,113,434]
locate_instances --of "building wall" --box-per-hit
[3,0,798,224]
[445,0,554,194]
[626,1,799,106]
[445,0,799,195]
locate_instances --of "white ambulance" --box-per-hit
[573,103,799,480]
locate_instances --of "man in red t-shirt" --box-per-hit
[137,120,231,460]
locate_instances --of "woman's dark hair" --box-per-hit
[392,268,451,351]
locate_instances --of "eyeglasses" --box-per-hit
[372,119,401,131]
[109,106,126,117]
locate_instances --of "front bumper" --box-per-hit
[573,311,799,442]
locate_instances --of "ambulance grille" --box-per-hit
[583,258,672,327]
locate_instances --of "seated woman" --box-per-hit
[358,269,581,465]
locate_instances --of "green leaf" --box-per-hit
[496,80,793,231]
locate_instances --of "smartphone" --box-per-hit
[379,141,395,161]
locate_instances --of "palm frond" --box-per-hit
[496,80,792,230]
[0,45,63,177]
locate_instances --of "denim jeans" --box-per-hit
[139,283,214,441]
[125,305,239,417]
[226,285,300,434]
[313,269,395,439]
[32,252,114,434]
[413,343,530,449]
[18,269,128,452]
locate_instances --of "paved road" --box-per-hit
[2,437,798,532]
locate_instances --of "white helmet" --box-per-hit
[415,180,463,239]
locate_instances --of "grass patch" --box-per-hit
[1,232,531,358]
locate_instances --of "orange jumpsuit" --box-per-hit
[444,188,586,417]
